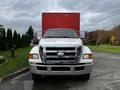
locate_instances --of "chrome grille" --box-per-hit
[40,46,81,64]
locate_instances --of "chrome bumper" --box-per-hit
[29,63,93,75]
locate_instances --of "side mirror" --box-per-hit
[33,39,39,45]
[80,31,88,45]
[81,38,87,45]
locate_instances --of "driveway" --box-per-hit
[0,52,120,90]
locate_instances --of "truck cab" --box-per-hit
[29,13,93,81]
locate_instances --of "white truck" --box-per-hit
[29,13,93,81]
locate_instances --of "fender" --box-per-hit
[80,46,93,63]
[29,45,42,63]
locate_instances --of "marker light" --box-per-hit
[29,53,39,59]
[83,54,93,59]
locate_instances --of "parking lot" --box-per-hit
[0,52,120,90]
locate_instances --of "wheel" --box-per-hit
[32,73,41,82]
[82,74,90,81]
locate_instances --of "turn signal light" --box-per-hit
[29,53,39,59]
[83,54,93,59]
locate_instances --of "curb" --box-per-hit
[0,67,29,83]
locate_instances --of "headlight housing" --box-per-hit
[39,46,44,60]
[39,46,43,56]
[29,53,39,59]
[83,54,93,59]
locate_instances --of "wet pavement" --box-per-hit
[0,52,120,90]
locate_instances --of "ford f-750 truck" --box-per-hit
[29,13,93,81]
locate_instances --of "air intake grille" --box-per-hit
[41,46,81,64]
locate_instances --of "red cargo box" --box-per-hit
[42,13,80,36]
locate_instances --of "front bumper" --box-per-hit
[29,63,93,75]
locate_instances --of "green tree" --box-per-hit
[16,34,22,48]
[25,34,30,46]
[26,25,34,44]
[21,34,27,47]
[0,28,6,50]
[6,28,13,49]
[13,30,18,48]
[21,34,24,47]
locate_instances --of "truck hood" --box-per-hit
[39,38,83,47]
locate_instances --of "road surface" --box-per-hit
[0,52,120,90]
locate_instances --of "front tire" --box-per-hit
[32,73,41,82]
[82,74,90,81]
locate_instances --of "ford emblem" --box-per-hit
[57,51,64,57]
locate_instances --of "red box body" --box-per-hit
[42,13,80,36]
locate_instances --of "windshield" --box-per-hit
[43,29,78,38]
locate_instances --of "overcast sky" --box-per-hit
[0,0,120,33]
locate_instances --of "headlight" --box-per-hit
[83,54,93,59]
[29,53,39,59]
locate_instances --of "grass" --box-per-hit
[0,47,32,78]
[89,44,120,54]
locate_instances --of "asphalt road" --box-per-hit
[0,52,120,90]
